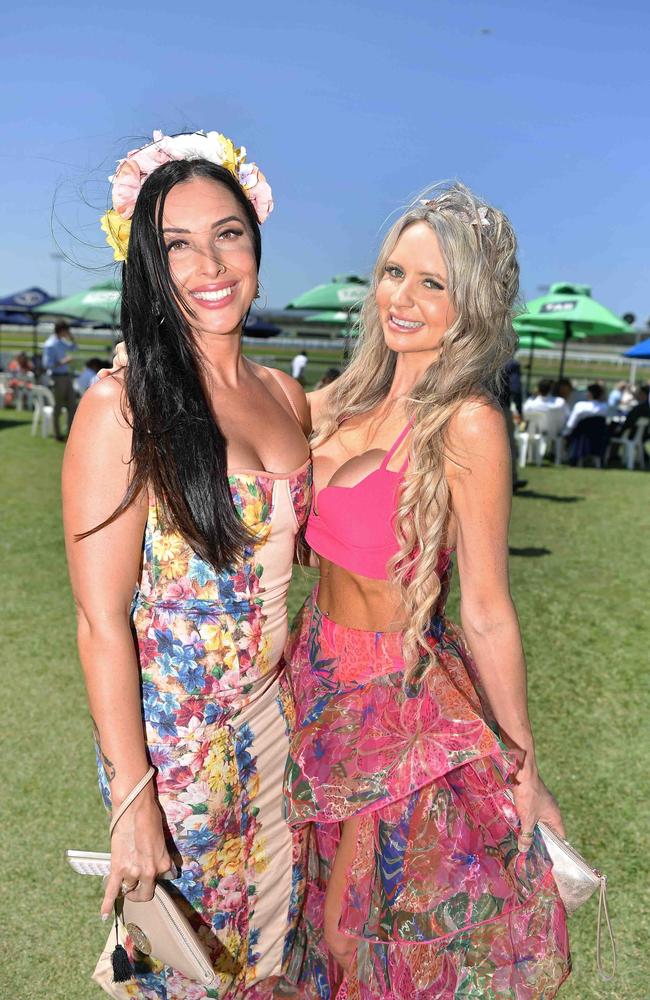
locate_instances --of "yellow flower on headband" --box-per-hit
[215,133,237,175]
[101,130,274,260]
[100,210,131,261]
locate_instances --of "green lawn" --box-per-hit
[1,409,648,999]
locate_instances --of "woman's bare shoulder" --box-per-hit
[71,371,130,439]
[448,395,505,444]
[255,363,310,433]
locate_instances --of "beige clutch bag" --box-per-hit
[67,767,216,989]
[503,788,615,980]
[514,805,616,980]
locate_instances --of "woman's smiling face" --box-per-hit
[375,221,457,360]
[162,175,258,337]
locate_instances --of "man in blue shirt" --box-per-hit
[42,320,78,439]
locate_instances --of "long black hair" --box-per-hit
[92,159,262,568]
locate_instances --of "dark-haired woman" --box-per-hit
[63,134,311,999]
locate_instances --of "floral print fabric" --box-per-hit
[95,466,312,1000]
[284,551,570,999]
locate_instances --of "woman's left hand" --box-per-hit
[512,771,565,852]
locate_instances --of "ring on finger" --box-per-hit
[121,879,139,894]
[520,830,535,839]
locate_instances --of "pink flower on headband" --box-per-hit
[239,163,274,224]
[103,130,273,258]
[111,159,143,218]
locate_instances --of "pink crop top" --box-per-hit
[305,423,411,580]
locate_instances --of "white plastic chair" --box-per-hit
[514,429,530,468]
[607,417,649,470]
[31,385,56,438]
[518,411,566,466]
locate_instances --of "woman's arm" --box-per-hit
[447,399,564,848]
[63,377,171,915]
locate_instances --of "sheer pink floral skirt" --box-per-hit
[283,591,570,999]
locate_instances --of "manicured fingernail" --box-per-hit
[101,913,109,921]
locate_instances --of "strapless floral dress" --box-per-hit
[94,463,312,1000]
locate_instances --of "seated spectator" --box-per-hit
[620,383,638,411]
[7,351,34,378]
[6,351,35,408]
[523,378,569,435]
[553,377,586,409]
[75,357,106,395]
[567,416,610,467]
[608,380,628,411]
[563,383,609,435]
[314,367,341,390]
[618,384,650,440]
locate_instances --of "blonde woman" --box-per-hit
[284,185,571,998]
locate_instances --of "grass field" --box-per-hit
[1,408,648,999]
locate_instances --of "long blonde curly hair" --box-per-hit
[313,182,520,679]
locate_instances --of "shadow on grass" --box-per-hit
[0,417,32,431]
[515,489,584,503]
[509,546,552,558]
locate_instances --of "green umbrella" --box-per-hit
[35,279,121,327]
[516,282,630,380]
[513,317,568,394]
[286,274,368,312]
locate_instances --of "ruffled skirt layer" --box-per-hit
[283,592,570,999]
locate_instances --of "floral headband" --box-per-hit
[420,198,491,229]
[100,130,274,261]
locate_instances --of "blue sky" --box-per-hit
[2,0,648,319]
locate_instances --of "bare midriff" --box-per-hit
[315,558,409,632]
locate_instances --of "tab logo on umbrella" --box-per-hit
[540,301,577,314]
[337,287,366,304]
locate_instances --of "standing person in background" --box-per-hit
[291,349,308,384]
[506,355,523,416]
[497,358,526,492]
[42,320,78,439]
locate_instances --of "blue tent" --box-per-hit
[623,338,650,360]
[0,287,55,324]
